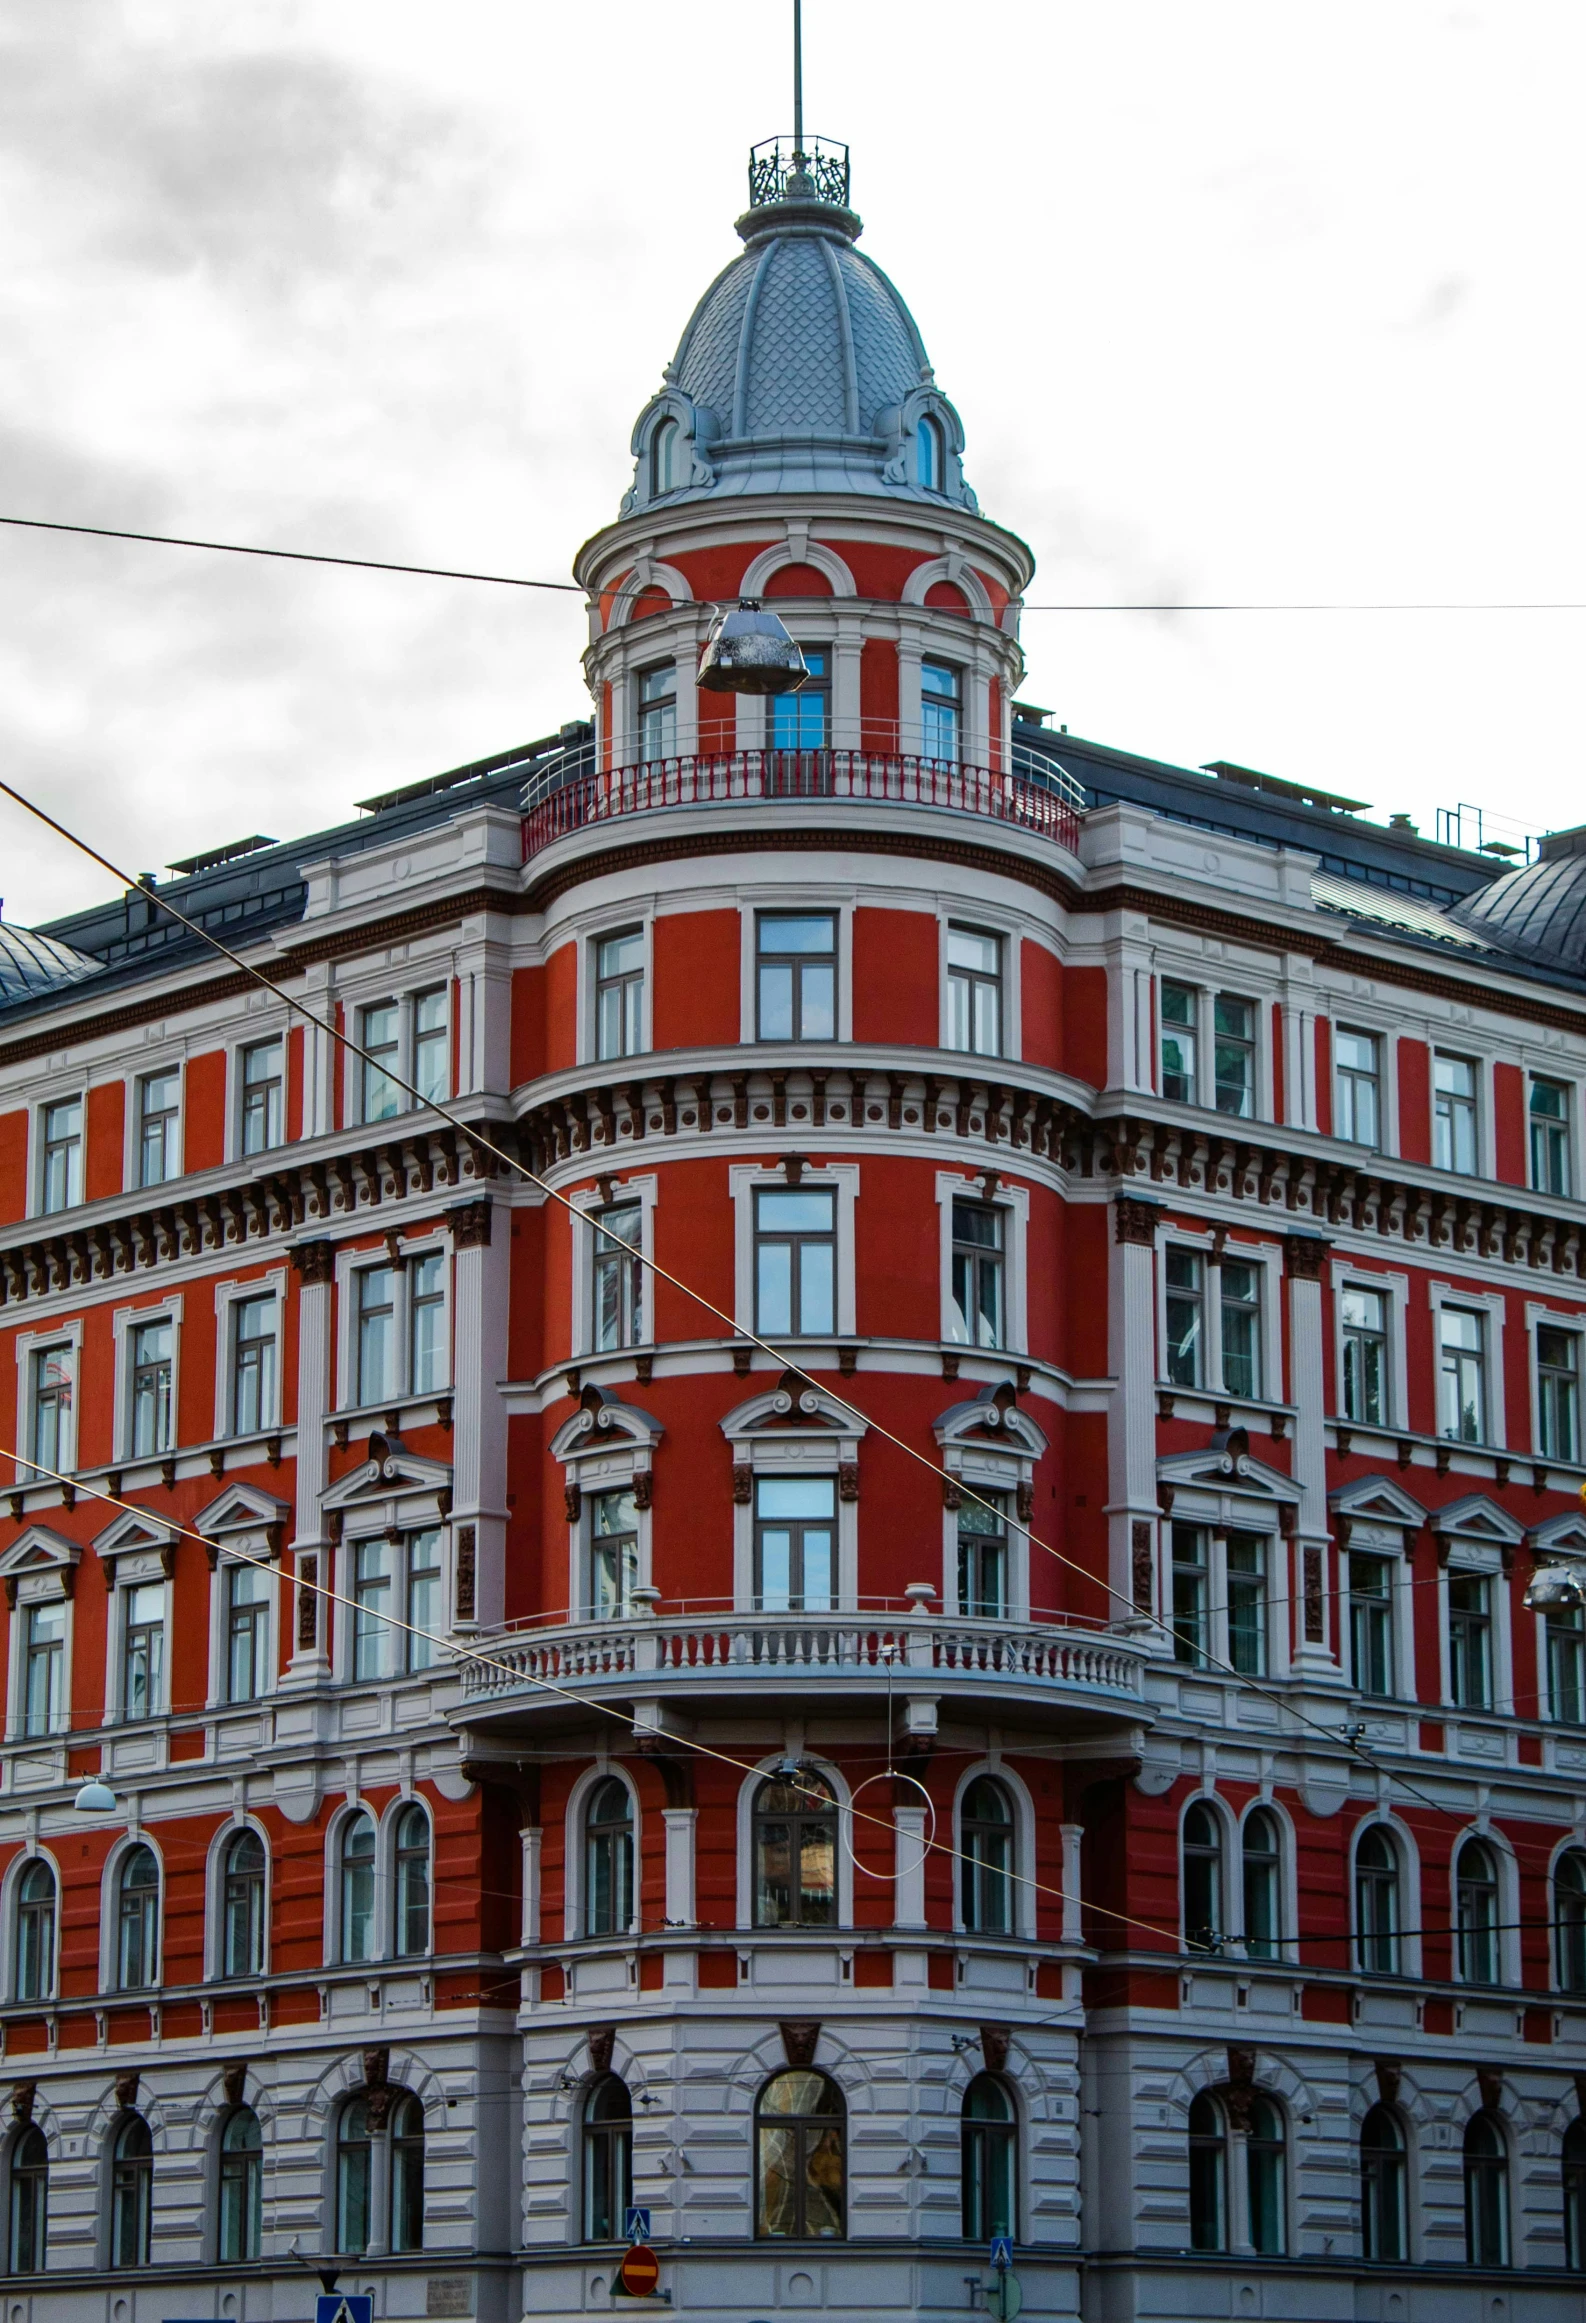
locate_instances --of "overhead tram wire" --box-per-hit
[0,781,1469,1830]
[3,512,1584,614]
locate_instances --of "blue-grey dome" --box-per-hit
[0,918,102,1008]
[621,178,976,516]
[1450,827,1586,976]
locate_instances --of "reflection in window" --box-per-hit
[949,1201,1004,1346]
[921,661,961,763]
[1531,1077,1572,1196]
[1182,1802,1221,1952]
[916,415,944,492]
[961,2076,1015,2240]
[583,2076,633,2242]
[227,1562,270,1702]
[21,1601,64,1738]
[637,663,677,763]
[1539,1327,1581,1463]
[1354,1825,1401,1974]
[14,1860,56,2001]
[957,1493,1009,1621]
[1565,2117,1586,2269]
[221,1829,266,1979]
[1455,1838,1499,1985]
[1335,1028,1381,1146]
[757,914,836,1042]
[1435,1054,1479,1175]
[1164,1249,1204,1387]
[754,1773,837,1929]
[596,930,645,1061]
[122,1582,165,1721]
[130,1318,173,1458]
[1219,1260,1261,1398]
[1171,1525,1208,1668]
[1463,2112,1508,2265]
[770,648,828,751]
[1360,2104,1406,2261]
[1226,1533,1267,1677]
[339,1812,376,1963]
[1341,1284,1388,1425]
[360,1002,402,1123]
[754,1476,836,1613]
[40,1098,83,1214]
[393,1805,431,1958]
[754,1187,836,1336]
[1246,2096,1286,2254]
[410,1253,447,1394]
[137,1069,181,1189]
[1160,983,1197,1103]
[591,1488,640,1618]
[1241,1809,1280,1960]
[585,1779,634,1938]
[1439,1307,1487,1442]
[756,2069,845,2238]
[116,1845,159,1991]
[1349,1552,1394,1695]
[7,2123,46,2272]
[593,1203,644,1351]
[1212,997,1255,1118]
[1447,1571,1492,1709]
[230,1295,277,1436]
[29,1344,74,1479]
[110,2112,153,2268]
[356,1266,398,1406]
[218,2106,262,2262]
[960,1778,1014,1935]
[241,1037,284,1156]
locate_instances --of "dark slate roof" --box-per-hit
[1448,828,1586,972]
[0,920,103,1006]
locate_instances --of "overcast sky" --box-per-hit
[1,0,1582,924]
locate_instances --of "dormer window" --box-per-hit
[917,415,944,491]
[651,418,679,497]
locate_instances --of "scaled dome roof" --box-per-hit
[0,918,102,1008]
[1450,827,1586,977]
[621,145,976,518]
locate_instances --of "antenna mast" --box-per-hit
[793,0,804,157]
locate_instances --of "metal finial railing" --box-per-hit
[747,134,851,211]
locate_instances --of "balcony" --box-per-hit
[453,1608,1146,1740]
[520,748,1084,865]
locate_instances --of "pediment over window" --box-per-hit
[1431,1493,1526,1550]
[934,1384,1048,1461]
[0,1524,82,1599]
[92,1508,180,1565]
[320,1433,453,1513]
[1156,1446,1301,1505]
[1532,1509,1586,1558]
[553,1385,664,1465]
[194,1482,291,1540]
[721,1376,867,1446]
[1328,1475,1427,1531]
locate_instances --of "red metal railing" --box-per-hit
[520,749,1083,862]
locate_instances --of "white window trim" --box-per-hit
[0,1843,62,2003]
[580,916,654,1069]
[1157,976,1269,1123]
[1331,1019,1396,1156]
[212,1269,288,1441]
[741,897,855,1046]
[1178,1788,1237,1950]
[204,1815,272,1981]
[562,1760,642,1943]
[1347,1812,1423,1979]
[1436,1536,1513,1718]
[98,1826,163,1994]
[334,1235,451,1414]
[128,1057,186,1193]
[1157,1229,1282,1404]
[937,909,1024,1063]
[1339,1518,1418,1704]
[1331,1264,1410,1433]
[1428,1280,1508,1449]
[3,1560,76,1744]
[570,1175,658,1359]
[228,1023,291,1166]
[206,1539,283,1713]
[1431,1048,1492,1180]
[935,1170,1030,1355]
[343,980,454,1127]
[565,1450,655,1623]
[1525,1300,1585,1465]
[111,1294,184,1467]
[729,1161,859,1341]
[1547,1835,1586,1990]
[940,1445,1033,1623]
[324,1796,380,1969]
[732,1445,860,1615]
[1164,1506,1290,1682]
[334,1521,453,1688]
[1234,1795,1300,1967]
[1449,1819,1521,1989]
[1525,1069,1579,1199]
[951,1758,1038,1941]
[31,1089,85,1219]
[735,1751,854,1933]
[13,1317,84,1481]
[102,1545,175,1725]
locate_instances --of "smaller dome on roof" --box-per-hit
[0,918,103,1007]
[1449,826,1586,976]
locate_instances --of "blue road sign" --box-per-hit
[624,2205,653,2243]
[989,2235,1014,2272]
[317,2297,374,2323]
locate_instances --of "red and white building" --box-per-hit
[1,125,1586,2323]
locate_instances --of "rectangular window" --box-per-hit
[946,927,1002,1056]
[1171,1524,1208,1667]
[227,1562,270,1702]
[136,1068,180,1188]
[22,1600,64,1737]
[1160,983,1197,1103]
[957,1492,1008,1619]
[757,913,836,1041]
[130,1318,174,1458]
[1539,1327,1581,1463]
[413,988,449,1106]
[754,1476,836,1613]
[1349,1552,1394,1696]
[770,647,828,750]
[592,1203,644,1352]
[356,1266,398,1407]
[1164,1248,1204,1388]
[949,1201,1004,1348]
[595,929,645,1061]
[1226,1532,1267,1676]
[30,1345,74,1478]
[1447,1571,1492,1708]
[1219,1259,1262,1400]
[637,661,677,761]
[1438,1307,1487,1443]
[1531,1078,1572,1196]
[1212,996,1256,1118]
[921,660,961,762]
[1434,1053,1479,1174]
[754,1187,836,1337]
[122,1581,165,1720]
[410,1253,447,1395]
[1548,1604,1585,1724]
[360,1001,402,1122]
[1341,1285,1389,1426]
[591,1488,639,1618]
[230,1295,278,1436]
[353,1540,392,1682]
[406,1530,442,1671]
[240,1038,285,1156]
[40,1097,83,1214]
[1335,1029,1381,1147]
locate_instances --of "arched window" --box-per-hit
[218,2106,262,2262]
[221,1830,266,1980]
[7,2124,46,2272]
[961,1779,1014,1935]
[1241,1810,1281,1960]
[110,2112,152,2268]
[916,416,943,492]
[14,1860,56,2001]
[582,2075,633,2242]
[1360,2104,1406,2261]
[393,1805,431,1958]
[756,2069,845,2239]
[1355,1826,1401,1974]
[961,2075,1016,2241]
[651,418,679,498]
[584,1778,635,1938]
[335,2098,372,2253]
[339,1812,376,1964]
[1182,1802,1222,1953]
[1557,1851,1586,1993]
[1455,1839,1499,1984]
[1563,2116,1586,2268]
[390,2092,424,2254]
[1187,2092,1225,2251]
[1464,2112,1508,2265]
[754,1772,837,1929]
[1246,2095,1286,2256]
[115,1845,159,1992]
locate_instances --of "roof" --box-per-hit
[0,920,103,1007]
[1449,827,1586,973]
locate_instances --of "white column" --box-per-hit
[1058,1823,1084,1944]
[522,1827,542,1946]
[450,1198,510,1629]
[1286,1233,1337,1677]
[286,1244,333,1681]
[893,1805,928,1929]
[299,963,336,1143]
[1107,1198,1166,1647]
[832,627,863,752]
[663,1809,696,1928]
[897,636,924,757]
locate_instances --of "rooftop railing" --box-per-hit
[520,748,1084,864]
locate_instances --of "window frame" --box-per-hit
[1529,1075,1574,1197]
[920,657,963,764]
[936,1173,1029,1356]
[133,1064,183,1191]
[755,910,838,1045]
[1462,2111,1510,2266]
[1169,1523,1278,1678]
[591,925,648,1064]
[753,1473,839,1615]
[752,1184,838,1339]
[108,2110,153,2270]
[1157,980,1265,1119]
[1159,1235,1279,1406]
[754,2066,846,2240]
[563,1768,639,1943]
[1334,1026,1383,1149]
[1531,1311,1582,1466]
[36,1093,84,1217]
[945,925,1004,1060]
[212,1273,286,1442]
[768,644,830,751]
[110,1841,161,1994]
[635,659,678,763]
[7,2119,48,2273]
[1353,1821,1406,1977]
[1332,1267,1409,1438]
[216,1824,268,1981]
[335,1241,451,1414]
[11,1856,57,2003]
[582,2075,634,2243]
[17,1327,80,1485]
[1433,1050,1482,1177]
[960,2074,1017,2243]
[237,1033,287,1160]
[349,985,453,1127]
[346,1526,447,1685]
